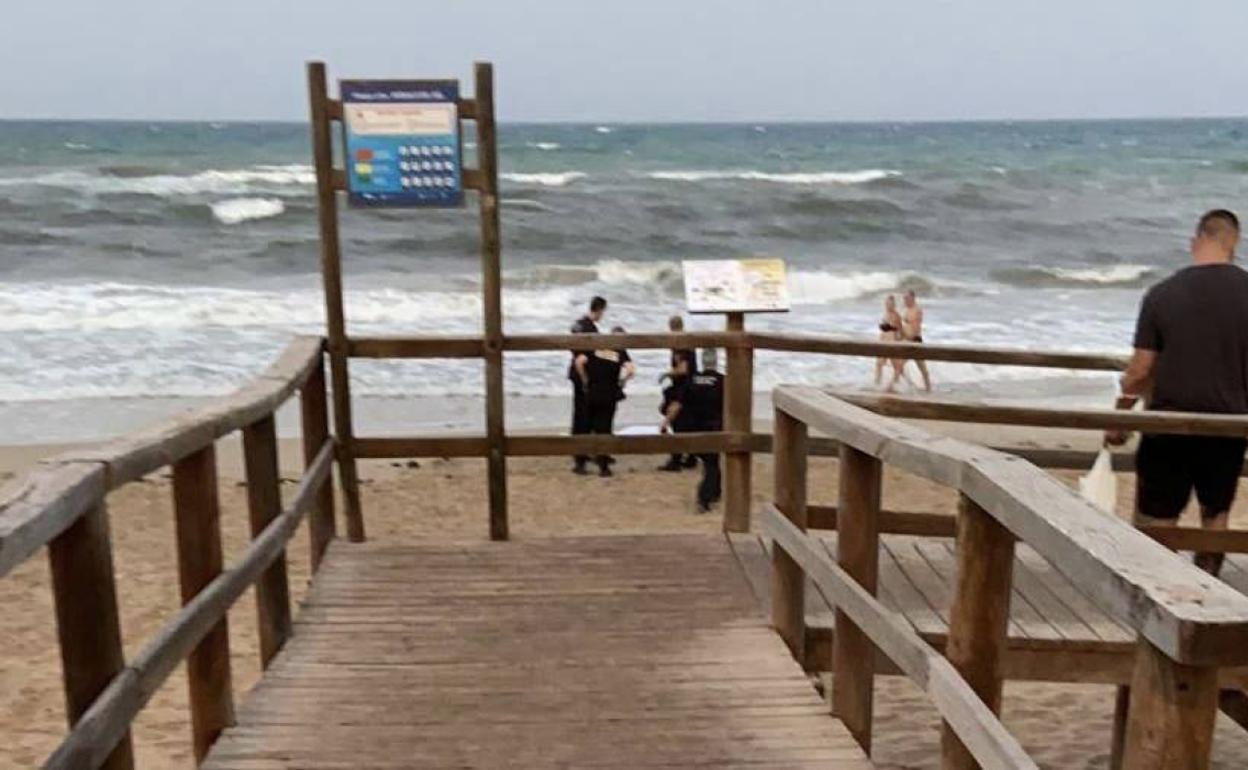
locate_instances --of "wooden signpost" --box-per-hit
[306,61,507,540]
[684,258,790,532]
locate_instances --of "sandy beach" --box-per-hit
[5,425,1248,770]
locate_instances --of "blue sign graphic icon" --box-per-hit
[340,80,463,207]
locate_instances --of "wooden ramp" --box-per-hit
[204,534,872,769]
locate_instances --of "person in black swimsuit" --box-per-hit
[874,295,905,389]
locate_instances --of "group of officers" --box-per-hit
[567,296,725,513]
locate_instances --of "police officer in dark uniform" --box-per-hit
[574,326,635,477]
[659,315,698,472]
[568,296,607,474]
[662,348,724,512]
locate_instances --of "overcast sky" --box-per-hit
[3,0,1246,123]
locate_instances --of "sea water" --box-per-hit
[3,119,1247,441]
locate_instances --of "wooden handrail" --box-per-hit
[44,440,334,770]
[752,332,1128,370]
[349,330,1131,371]
[761,504,1039,770]
[0,336,335,770]
[841,392,1248,437]
[0,337,325,579]
[44,336,325,490]
[769,385,1248,768]
[774,385,1248,666]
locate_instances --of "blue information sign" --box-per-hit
[340,80,463,207]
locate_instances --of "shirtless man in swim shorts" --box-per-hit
[901,290,932,392]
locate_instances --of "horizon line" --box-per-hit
[1,114,1247,127]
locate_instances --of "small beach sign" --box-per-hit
[341,80,464,207]
[682,258,790,314]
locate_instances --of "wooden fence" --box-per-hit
[334,327,1248,544]
[0,337,333,770]
[764,385,1248,770]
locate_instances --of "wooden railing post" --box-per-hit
[47,501,135,770]
[301,357,336,571]
[243,415,292,668]
[1120,639,1218,770]
[941,493,1015,770]
[724,313,753,533]
[172,445,235,763]
[308,60,365,543]
[832,444,882,753]
[475,60,509,542]
[771,408,808,659]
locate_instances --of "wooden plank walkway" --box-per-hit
[731,531,1146,685]
[204,534,872,769]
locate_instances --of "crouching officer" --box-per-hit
[661,349,724,513]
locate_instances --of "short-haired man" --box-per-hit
[660,314,698,472]
[1107,210,1248,576]
[900,290,932,393]
[569,296,607,475]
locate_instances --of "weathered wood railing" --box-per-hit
[763,385,1248,770]
[0,336,335,770]
[340,329,1129,538]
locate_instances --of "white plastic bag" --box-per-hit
[1079,448,1117,513]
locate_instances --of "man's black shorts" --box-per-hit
[1136,434,1247,520]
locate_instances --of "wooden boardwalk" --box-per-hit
[731,531,1248,686]
[203,534,872,769]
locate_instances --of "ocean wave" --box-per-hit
[991,264,1157,288]
[0,228,72,246]
[595,126,614,134]
[507,261,935,305]
[504,198,555,212]
[782,194,908,218]
[0,164,316,196]
[788,270,933,305]
[500,172,587,187]
[644,169,901,185]
[0,280,577,333]
[211,197,286,225]
[525,142,562,151]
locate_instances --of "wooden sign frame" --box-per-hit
[307,61,508,541]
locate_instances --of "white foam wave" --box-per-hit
[1048,265,1153,284]
[500,172,587,187]
[788,270,913,304]
[594,126,613,134]
[0,280,576,334]
[526,142,562,151]
[590,259,677,286]
[211,197,285,225]
[645,169,900,185]
[63,142,92,151]
[0,164,316,196]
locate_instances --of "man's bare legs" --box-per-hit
[913,358,932,392]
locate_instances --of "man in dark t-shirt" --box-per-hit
[568,296,607,474]
[574,327,634,476]
[1107,209,1248,575]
